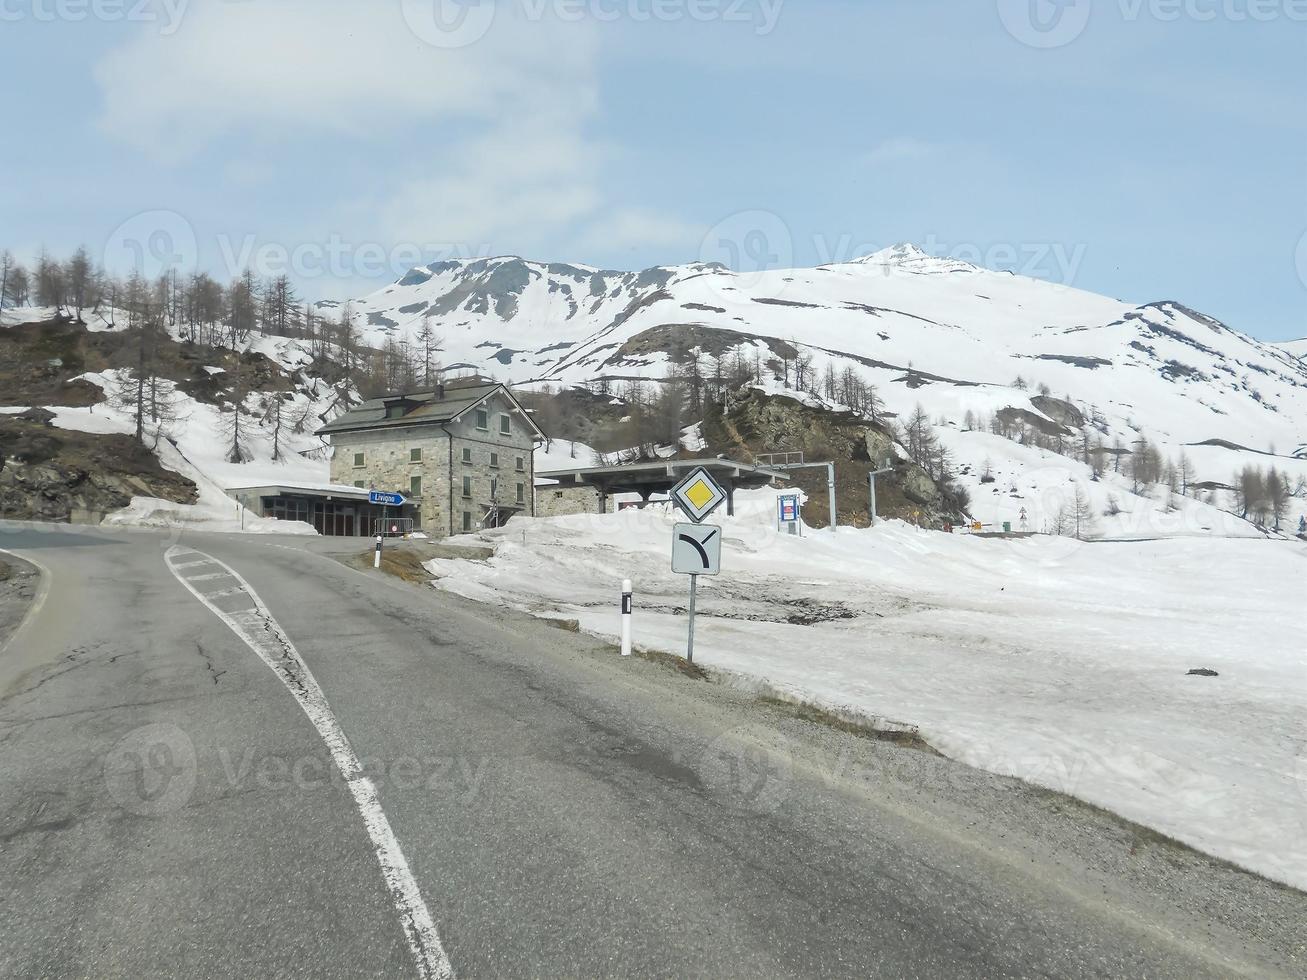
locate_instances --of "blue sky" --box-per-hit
[3,0,1305,340]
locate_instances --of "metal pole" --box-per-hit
[686,575,698,663]
[620,579,633,657]
[827,463,838,533]
[869,473,878,527]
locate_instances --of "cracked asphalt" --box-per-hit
[0,521,1304,978]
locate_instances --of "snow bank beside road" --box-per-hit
[428,498,1307,891]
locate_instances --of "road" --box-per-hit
[0,520,1303,978]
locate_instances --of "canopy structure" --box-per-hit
[537,458,788,516]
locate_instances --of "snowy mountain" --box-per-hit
[323,246,1307,535]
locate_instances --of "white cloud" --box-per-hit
[92,1,691,274]
[94,1,598,156]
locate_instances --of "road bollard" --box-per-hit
[620,579,633,657]
[374,534,383,569]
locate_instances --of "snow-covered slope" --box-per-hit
[330,246,1307,534]
[428,502,1307,891]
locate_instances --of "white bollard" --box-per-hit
[620,579,633,657]
[374,534,383,569]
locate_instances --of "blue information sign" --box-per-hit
[368,491,406,507]
[779,494,801,523]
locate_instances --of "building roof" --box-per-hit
[226,482,372,501]
[316,380,545,440]
[537,458,788,495]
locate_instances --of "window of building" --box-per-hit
[475,409,488,430]
[354,481,365,489]
[462,475,472,498]
[500,414,511,435]
[516,483,525,504]
[462,511,472,532]
[489,452,499,469]
[515,456,525,472]
[410,476,422,498]
[410,447,422,462]
[353,452,365,467]
[386,405,405,419]
[461,447,472,464]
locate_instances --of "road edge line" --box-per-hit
[163,545,454,980]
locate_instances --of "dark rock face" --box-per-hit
[1030,394,1086,429]
[0,418,197,523]
[700,388,963,529]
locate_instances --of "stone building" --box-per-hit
[317,378,545,536]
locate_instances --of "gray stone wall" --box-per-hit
[535,485,601,518]
[326,390,537,536]
[328,427,450,535]
[446,392,536,534]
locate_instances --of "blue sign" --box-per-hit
[369,491,406,507]
[779,494,801,523]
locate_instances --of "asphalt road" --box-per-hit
[1,521,1303,978]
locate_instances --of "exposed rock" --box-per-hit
[0,418,197,523]
[700,388,965,528]
[1030,394,1085,429]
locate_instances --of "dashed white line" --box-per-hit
[164,545,453,980]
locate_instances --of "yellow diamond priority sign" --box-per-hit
[671,466,728,524]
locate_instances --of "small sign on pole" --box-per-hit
[672,524,722,662]
[620,579,633,657]
[670,467,728,524]
[368,490,406,507]
[778,493,801,536]
[672,524,722,576]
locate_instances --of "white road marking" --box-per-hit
[169,557,218,570]
[164,545,454,980]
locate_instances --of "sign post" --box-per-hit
[620,579,633,657]
[778,493,801,536]
[367,490,406,567]
[868,459,893,527]
[669,467,728,663]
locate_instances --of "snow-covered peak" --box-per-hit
[860,242,931,265]
[845,242,981,276]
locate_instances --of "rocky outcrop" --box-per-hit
[0,417,196,523]
[701,388,966,528]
